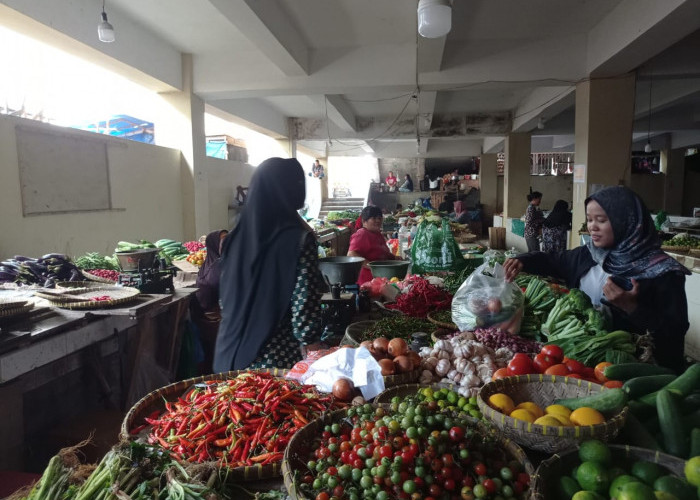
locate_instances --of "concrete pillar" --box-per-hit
[480,153,498,230]
[503,133,531,220]
[665,148,685,215]
[319,156,329,200]
[156,54,207,240]
[571,73,636,247]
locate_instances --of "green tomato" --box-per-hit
[351,468,363,482]
[390,471,401,485]
[406,426,418,439]
[338,464,352,480]
[473,484,488,498]
[331,423,341,434]
[360,475,373,489]
[403,480,417,494]
[500,467,513,481]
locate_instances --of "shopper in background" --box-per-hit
[524,191,544,252]
[310,159,325,178]
[190,229,228,373]
[385,171,398,192]
[503,186,690,370]
[348,205,397,285]
[542,199,572,253]
[214,157,325,371]
[399,173,414,192]
[450,200,470,224]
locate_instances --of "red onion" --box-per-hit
[473,327,542,354]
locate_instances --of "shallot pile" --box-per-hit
[418,333,512,397]
[472,327,542,354]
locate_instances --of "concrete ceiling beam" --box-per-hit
[511,87,576,132]
[209,0,309,76]
[323,95,358,133]
[417,35,446,74]
[588,0,700,77]
[207,98,289,138]
[482,137,504,154]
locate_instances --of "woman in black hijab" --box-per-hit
[213,158,325,371]
[503,186,690,370]
[542,199,571,252]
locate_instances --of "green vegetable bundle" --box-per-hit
[519,277,560,339]
[325,210,360,221]
[74,252,119,271]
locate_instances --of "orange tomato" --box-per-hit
[567,373,582,379]
[594,362,613,383]
[565,358,586,374]
[603,380,623,389]
[492,367,509,380]
[544,363,569,376]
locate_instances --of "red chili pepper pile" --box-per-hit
[385,276,452,317]
[84,269,120,281]
[137,372,344,468]
[89,295,112,302]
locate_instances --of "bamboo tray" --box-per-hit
[35,285,140,309]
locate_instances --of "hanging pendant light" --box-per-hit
[644,69,653,153]
[418,0,452,39]
[98,0,116,43]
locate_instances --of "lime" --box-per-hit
[576,461,610,494]
[457,396,468,408]
[571,491,604,500]
[685,456,700,487]
[631,461,663,486]
[617,481,656,500]
[421,387,434,399]
[447,391,458,404]
[609,475,640,498]
[558,476,581,500]
[653,475,696,500]
[579,440,612,465]
[653,492,679,500]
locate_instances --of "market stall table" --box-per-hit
[0,288,194,471]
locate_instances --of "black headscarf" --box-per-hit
[195,230,226,310]
[213,158,311,371]
[543,199,571,228]
[585,186,689,280]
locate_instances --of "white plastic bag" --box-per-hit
[301,346,385,399]
[451,262,524,334]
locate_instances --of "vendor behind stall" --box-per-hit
[191,229,228,373]
[348,205,397,285]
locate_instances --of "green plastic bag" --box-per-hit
[410,217,464,274]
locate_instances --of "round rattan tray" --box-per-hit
[122,369,337,481]
[478,374,628,454]
[530,444,687,500]
[80,269,118,283]
[427,310,457,330]
[282,408,534,500]
[0,302,33,319]
[35,285,139,309]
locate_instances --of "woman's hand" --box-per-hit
[502,258,523,282]
[603,277,639,314]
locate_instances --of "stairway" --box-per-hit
[318,197,365,220]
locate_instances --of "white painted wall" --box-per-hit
[0,114,255,259]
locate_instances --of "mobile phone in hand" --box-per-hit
[610,275,633,291]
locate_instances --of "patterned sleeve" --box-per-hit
[290,233,325,344]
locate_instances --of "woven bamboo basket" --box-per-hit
[530,444,687,500]
[661,245,690,253]
[343,320,378,345]
[383,367,421,387]
[477,375,628,454]
[122,368,302,481]
[427,310,457,330]
[282,408,535,500]
[36,285,140,309]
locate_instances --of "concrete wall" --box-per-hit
[0,114,253,258]
[378,158,424,189]
[529,175,574,211]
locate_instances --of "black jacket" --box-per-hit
[517,246,689,370]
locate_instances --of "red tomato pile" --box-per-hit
[492,346,623,387]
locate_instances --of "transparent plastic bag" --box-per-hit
[451,262,524,334]
[482,248,505,267]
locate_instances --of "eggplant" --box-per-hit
[1,260,20,269]
[68,269,82,281]
[0,271,17,282]
[43,278,56,288]
[13,255,36,262]
[41,253,68,261]
[0,265,19,274]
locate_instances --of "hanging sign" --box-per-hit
[573,164,586,184]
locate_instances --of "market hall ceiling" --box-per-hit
[2,0,700,158]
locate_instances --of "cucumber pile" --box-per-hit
[611,362,700,458]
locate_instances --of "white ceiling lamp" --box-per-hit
[98,0,116,43]
[418,0,452,39]
[644,68,653,153]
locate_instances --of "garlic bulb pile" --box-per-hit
[418,332,512,397]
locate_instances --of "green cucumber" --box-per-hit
[691,428,700,458]
[638,363,700,407]
[657,389,688,458]
[604,363,674,381]
[622,374,677,399]
[680,392,700,413]
[555,388,627,413]
[620,413,661,450]
[654,475,696,500]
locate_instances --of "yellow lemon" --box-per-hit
[549,413,573,426]
[488,393,515,415]
[570,407,605,426]
[534,415,564,426]
[546,404,573,417]
[510,409,536,423]
[514,402,545,418]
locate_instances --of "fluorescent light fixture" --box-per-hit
[418,0,452,39]
[98,1,115,43]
